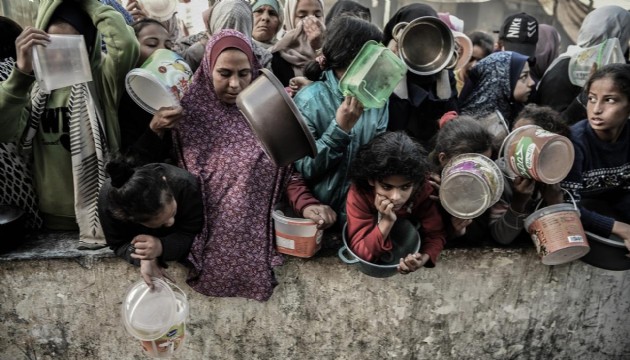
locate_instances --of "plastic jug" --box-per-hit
[338,40,406,108]
[569,38,625,87]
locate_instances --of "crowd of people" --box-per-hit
[1,0,629,301]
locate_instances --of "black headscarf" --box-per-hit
[382,3,438,48]
[48,2,97,54]
[324,0,371,27]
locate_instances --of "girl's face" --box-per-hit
[587,77,630,141]
[253,5,281,43]
[136,23,172,66]
[140,197,177,229]
[369,175,414,211]
[212,49,252,104]
[512,62,534,103]
[293,0,323,28]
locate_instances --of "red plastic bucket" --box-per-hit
[524,195,590,265]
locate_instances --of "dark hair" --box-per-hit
[0,16,22,60]
[515,104,570,137]
[106,158,173,223]
[429,116,494,169]
[468,31,494,58]
[324,0,371,27]
[132,18,168,36]
[350,131,430,192]
[585,63,630,98]
[303,16,382,81]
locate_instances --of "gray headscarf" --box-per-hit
[577,5,630,54]
[207,0,272,69]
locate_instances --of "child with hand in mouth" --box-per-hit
[345,132,447,275]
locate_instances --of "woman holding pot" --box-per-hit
[560,64,630,253]
[176,29,291,301]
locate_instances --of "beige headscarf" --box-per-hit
[271,0,324,75]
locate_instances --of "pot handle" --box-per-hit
[392,22,408,42]
[338,245,359,264]
[585,231,627,248]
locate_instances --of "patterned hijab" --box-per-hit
[460,51,529,124]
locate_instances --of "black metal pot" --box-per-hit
[0,205,27,253]
[581,231,630,271]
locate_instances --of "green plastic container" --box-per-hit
[338,40,407,108]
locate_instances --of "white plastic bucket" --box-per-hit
[272,203,322,258]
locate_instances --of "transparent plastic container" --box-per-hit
[32,34,92,94]
[121,278,177,341]
[569,37,624,87]
[338,40,406,108]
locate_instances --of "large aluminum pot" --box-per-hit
[392,16,456,76]
[338,219,421,278]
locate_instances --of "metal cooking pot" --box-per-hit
[0,205,27,253]
[338,219,421,278]
[581,231,630,271]
[392,16,456,76]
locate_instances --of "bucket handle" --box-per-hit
[338,245,359,264]
[533,188,579,214]
[163,278,187,301]
[392,22,409,42]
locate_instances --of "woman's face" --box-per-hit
[369,175,414,211]
[253,5,280,43]
[212,49,252,104]
[137,23,172,66]
[512,62,534,103]
[293,0,323,28]
[587,77,630,141]
[140,196,177,229]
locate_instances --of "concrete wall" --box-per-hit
[1,241,629,360]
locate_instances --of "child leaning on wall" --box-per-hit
[0,0,138,242]
[489,104,568,246]
[346,131,447,275]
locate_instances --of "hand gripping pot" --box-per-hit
[338,219,421,278]
[236,69,317,167]
[125,49,193,114]
[121,278,189,358]
[338,40,406,109]
[439,153,504,219]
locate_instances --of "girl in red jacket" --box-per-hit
[346,132,447,275]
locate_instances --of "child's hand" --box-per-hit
[451,217,472,237]
[140,259,174,290]
[302,15,324,50]
[289,76,312,94]
[428,172,441,201]
[15,27,50,74]
[302,204,337,230]
[131,234,163,260]
[540,183,564,206]
[150,106,183,138]
[336,96,364,133]
[375,193,397,223]
[511,176,535,213]
[397,253,429,274]
[126,0,148,21]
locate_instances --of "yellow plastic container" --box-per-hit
[338,40,406,108]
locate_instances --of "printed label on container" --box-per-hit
[567,235,584,243]
[276,236,295,249]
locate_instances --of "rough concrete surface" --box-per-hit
[1,244,629,360]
